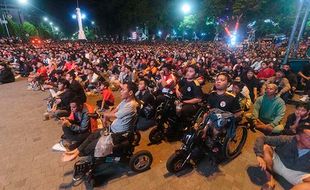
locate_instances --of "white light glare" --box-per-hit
[18,0,28,5]
[182,3,191,14]
[230,34,237,46]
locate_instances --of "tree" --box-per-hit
[22,22,38,37]
[7,19,23,37]
[179,15,198,31]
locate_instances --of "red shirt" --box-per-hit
[37,66,47,78]
[102,89,114,104]
[64,61,75,71]
[257,68,275,79]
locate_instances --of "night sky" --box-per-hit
[30,0,95,35]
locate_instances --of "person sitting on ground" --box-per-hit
[246,83,286,135]
[27,61,47,90]
[135,78,156,131]
[261,70,291,103]
[241,68,259,103]
[298,62,310,102]
[43,70,63,90]
[257,62,275,81]
[282,103,310,135]
[0,62,15,84]
[230,81,252,112]
[282,63,298,96]
[96,81,115,111]
[61,82,139,162]
[44,79,74,120]
[65,71,87,103]
[52,98,94,152]
[157,64,176,94]
[253,123,310,190]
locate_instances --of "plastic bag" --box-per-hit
[94,133,114,158]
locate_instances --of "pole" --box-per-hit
[283,0,304,64]
[294,2,310,55]
[2,14,10,37]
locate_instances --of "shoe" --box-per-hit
[300,95,309,102]
[52,141,67,152]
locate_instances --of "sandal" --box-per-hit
[261,183,275,190]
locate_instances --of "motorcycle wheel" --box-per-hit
[129,150,153,173]
[149,127,164,144]
[222,126,248,159]
[166,151,188,173]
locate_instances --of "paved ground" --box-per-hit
[0,79,295,190]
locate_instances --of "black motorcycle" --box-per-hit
[166,109,248,173]
[148,91,207,144]
[72,132,153,188]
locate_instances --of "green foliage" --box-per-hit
[7,19,23,37]
[22,22,38,37]
[84,27,96,40]
[179,15,198,31]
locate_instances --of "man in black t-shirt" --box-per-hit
[136,78,156,131]
[207,73,241,115]
[201,72,242,140]
[176,65,203,122]
[241,69,259,102]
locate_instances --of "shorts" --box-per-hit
[273,152,310,185]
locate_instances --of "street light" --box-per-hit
[72,14,77,19]
[43,17,48,22]
[55,27,59,31]
[49,22,53,26]
[18,0,28,5]
[91,21,95,25]
[181,3,191,14]
[81,13,86,19]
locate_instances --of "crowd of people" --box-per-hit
[0,37,309,190]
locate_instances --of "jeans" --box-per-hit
[136,117,156,131]
[62,126,90,150]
